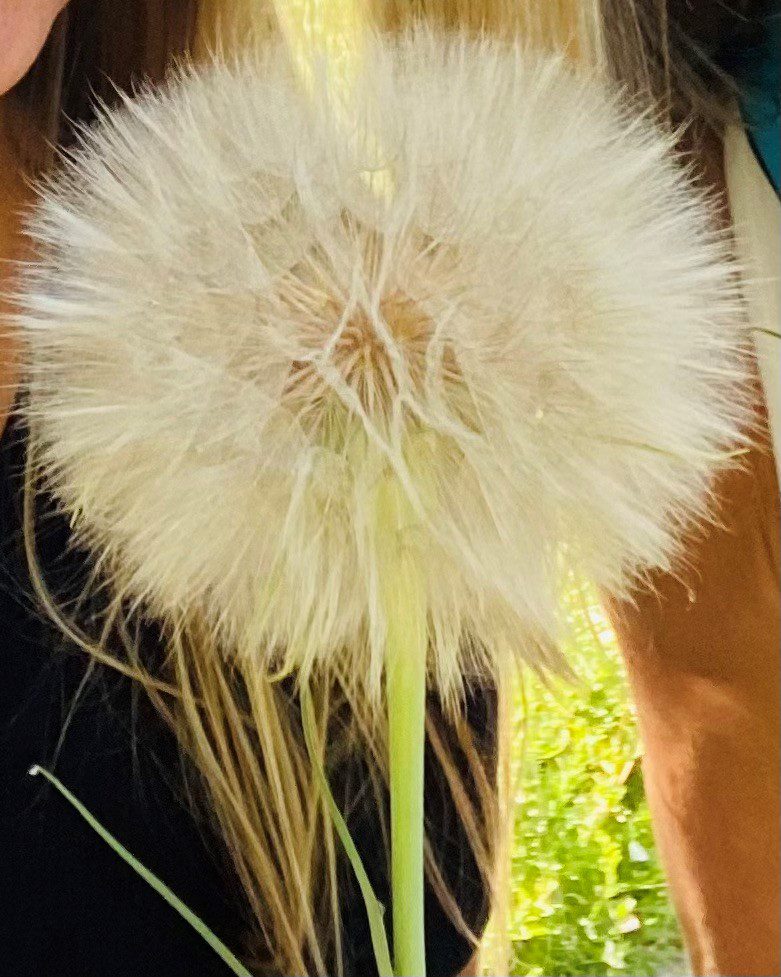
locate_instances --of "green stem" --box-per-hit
[300,685,394,977]
[377,480,428,977]
[28,766,253,977]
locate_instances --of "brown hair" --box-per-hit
[599,0,776,133]
[6,0,198,171]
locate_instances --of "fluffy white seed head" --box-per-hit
[19,33,749,701]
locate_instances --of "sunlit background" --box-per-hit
[504,590,685,977]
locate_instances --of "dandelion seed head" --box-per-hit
[18,33,750,699]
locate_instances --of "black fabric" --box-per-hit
[0,409,493,977]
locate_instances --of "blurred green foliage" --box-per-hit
[508,592,684,977]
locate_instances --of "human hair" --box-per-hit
[5,0,198,171]
[9,2,769,974]
[599,0,777,135]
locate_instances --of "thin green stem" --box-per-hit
[300,685,394,977]
[28,766,252,977]
[377,479,428,977]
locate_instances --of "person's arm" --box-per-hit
[606,432,780,977]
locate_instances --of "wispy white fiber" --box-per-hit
[18,32,750,701]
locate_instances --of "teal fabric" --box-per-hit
[738,15,780,196]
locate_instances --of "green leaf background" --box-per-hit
[505,588,684,977]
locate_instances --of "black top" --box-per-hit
[0,408,493,977]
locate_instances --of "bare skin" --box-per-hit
[0,0,68,93]
[607,426,780,976]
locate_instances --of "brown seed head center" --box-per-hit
[288,291,434,416]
